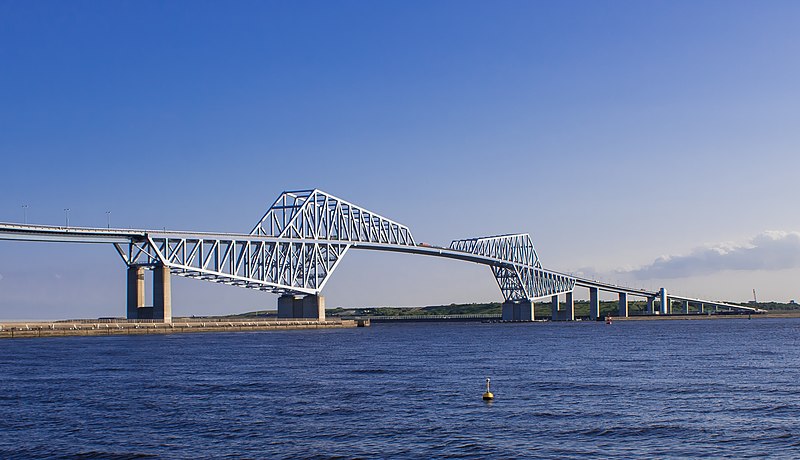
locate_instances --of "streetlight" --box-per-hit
[106,211,111,229]
[64,208,70,227]
[22,204,28,224]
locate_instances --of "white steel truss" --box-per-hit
[116,189,417,295]
[0,195,767,312]
[450,234,575,301]
[13,189,575,301]
[116,235,350,295]
[251,189,415,245]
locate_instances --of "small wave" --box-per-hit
[562,423,688,439]
[72,452,158,459]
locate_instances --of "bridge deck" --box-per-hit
[0,222,765,313]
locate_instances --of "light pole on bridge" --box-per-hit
[22,204,28,224]
[106,211,111,229]
[64,208,70,228]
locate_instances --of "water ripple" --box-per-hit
[2,319,800,458]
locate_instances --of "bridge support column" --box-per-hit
[565,291,574,321]
[277,295,296,318]
[683,300,690,314]
[618,292,628,317]
[660,288,669,315]
[126,265,145,320]
[700,303,705,313]
[589,287,599,321]
[646,297,654,314]
[153,265,172,323]
[278,294,326,320]
[502,299,534,321]
[302,295,325,320]
[551,295,559,321]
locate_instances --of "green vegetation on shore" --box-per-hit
[200,300,800,321]
[327,303,503,317]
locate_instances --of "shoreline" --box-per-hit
[4,311,799,339]
[610,311,800,321]
[0,319,366,340]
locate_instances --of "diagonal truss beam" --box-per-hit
[451,234,575,300]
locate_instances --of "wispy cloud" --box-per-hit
[621,231,800,279]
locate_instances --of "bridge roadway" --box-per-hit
[0,221,762,322]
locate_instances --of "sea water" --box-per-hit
[1,318,799,458]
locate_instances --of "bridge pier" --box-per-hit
[565,291,574,321]
[126,265,145,320]
[660,288,669,315]
[125,264,171,323]
[683,300,690,314]
[589,287,599,320]
[618,292,628,317]
[551,295,559,321]
[646,297,654,314]
[153,264,172,323]
[278,294,326,320]
[502,299,534,321]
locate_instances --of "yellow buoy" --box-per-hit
[482,377,494,400]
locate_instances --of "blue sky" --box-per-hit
[1,1,799,319]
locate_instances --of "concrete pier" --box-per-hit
[125,265,171,323]
[278,294,326,320]
[277,295,296,318]
[589,287,599,320]
[551,295,559,321]
[153,264,172,323]
[502,299,534,321]
[618,292,628,317]
[660,288,669,315]
[126,265,145,320]
[565,291,574,321]
[302,295,325,320]
[646,297,655,314]
[683,300,690,314]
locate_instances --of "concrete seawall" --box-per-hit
[0,319,366,339]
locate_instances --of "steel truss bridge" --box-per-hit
[0,189,762,323]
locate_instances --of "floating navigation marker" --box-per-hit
[482,377,494,401]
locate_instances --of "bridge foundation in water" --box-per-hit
[126,266,145,320]
[551,295,559,320]
[565,291,575,321]
[126,264,172,323]
[589,287,600,320]
[618,292,628,317]
[660,288,669,315]
[502,299,534,321]
[278,294,326,320]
